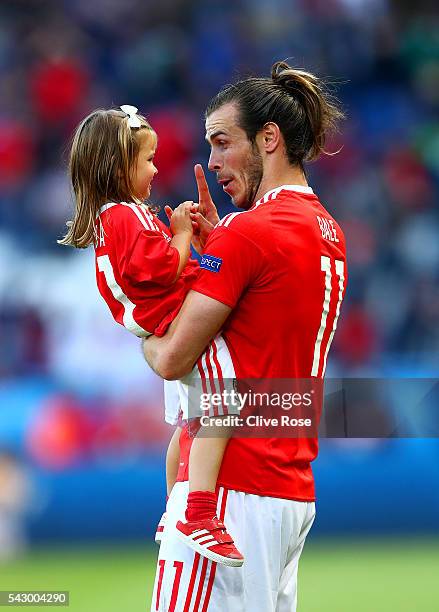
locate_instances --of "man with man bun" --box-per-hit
[144,61,347,612]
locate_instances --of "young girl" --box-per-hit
[58,105,243,567]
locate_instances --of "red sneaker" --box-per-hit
[155,512,167,544]
[175,516,244,567]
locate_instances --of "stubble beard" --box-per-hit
[239,142,263,209]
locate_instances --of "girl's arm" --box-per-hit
[167,201,194,281]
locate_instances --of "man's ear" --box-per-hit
[256,122,281,154]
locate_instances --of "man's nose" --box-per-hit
[208,150,222,172]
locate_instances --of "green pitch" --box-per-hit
[1,539,438,611]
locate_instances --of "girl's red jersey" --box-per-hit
[94,202,198,337]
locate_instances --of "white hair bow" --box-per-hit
[120,104,142,128]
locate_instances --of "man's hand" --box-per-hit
[194,164,220,226]
[189,164,219,253]
[190,205,215,254]
[142,291,232,380]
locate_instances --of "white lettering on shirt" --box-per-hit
[316,215,339,243]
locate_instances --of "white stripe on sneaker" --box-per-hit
[192,530,210,541]
[197,537,217,546]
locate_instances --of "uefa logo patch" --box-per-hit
[200,254,223,273]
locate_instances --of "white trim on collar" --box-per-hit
[97,202,118,218]
[256,184,314,206]
[261,184,314,199]
[217,183,315,229]
[277,184,314,194]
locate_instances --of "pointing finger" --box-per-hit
[194,164,211,202]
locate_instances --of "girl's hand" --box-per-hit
[165,201,193,236]
[166,202,194,280]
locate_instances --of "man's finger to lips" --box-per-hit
[195,166,209,191]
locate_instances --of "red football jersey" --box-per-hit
[178,185,347,501]
[94,202,199,337]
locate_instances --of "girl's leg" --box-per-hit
[188,431,230,492]
[185,424,232,522]
[177,425,244,566]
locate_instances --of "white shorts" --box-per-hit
[164,334,237,425]
[151,481,316,612]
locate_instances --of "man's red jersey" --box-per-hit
[178,185,347,501]
[94,202,199,337]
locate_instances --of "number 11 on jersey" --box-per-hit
[311,255,345,377]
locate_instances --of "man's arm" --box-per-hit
[142,290,232,380]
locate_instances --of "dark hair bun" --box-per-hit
[271,60,293,84]
[271,61,318,96]
[270,59,344,162]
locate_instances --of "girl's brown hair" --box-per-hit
[59,108,155,248]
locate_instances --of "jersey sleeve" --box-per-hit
[192,224,264,308]
[111,206,180,287]
[122,231,180,287]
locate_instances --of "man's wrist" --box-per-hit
[209,212,220,226]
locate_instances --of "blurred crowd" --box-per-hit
[1,0,439,426]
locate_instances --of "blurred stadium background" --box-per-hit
[1,0,439,610]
